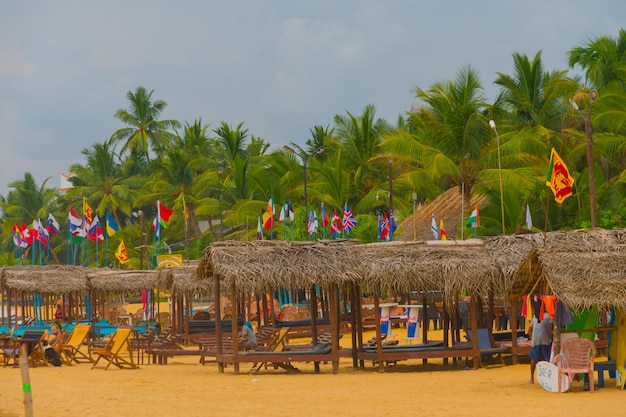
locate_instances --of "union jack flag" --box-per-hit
[342,203,357,233]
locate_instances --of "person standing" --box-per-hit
[528,311,552,384]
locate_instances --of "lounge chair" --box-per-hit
[61,324,93,365]
[250,327,295,372]
[556,337,596,393]
[466,328,505,367]
[91,327,138,370]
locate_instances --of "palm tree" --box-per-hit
[568,29,626,90]
[109,86,181,162]
[0,173,62,263]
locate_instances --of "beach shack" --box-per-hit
[1,265,89,331]
[195,239,361,374]
[348,239,501,372]
[486,229,626,386]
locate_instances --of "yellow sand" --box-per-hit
[1,344,622,416]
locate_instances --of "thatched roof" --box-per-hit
[196,240,361,292]
[87,269,159,294]
[484,228,626,302]
[520,245,626,310]
[396,187,486,241]
[2,265,89,295]
[356,239,500,302]
[156,260,211,296]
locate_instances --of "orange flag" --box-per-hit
[546,148,574,204]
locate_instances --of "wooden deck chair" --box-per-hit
[91,327,138,370]
[466,328,505,367]
[250,327,293,373]
[20,330,48,367]
[61,324,93,365]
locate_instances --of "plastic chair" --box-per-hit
[556,337,596,393]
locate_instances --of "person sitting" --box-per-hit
[54,304,64,321]
[42,322,64,352]
[239,322,258,351]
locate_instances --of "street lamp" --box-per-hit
[569,90,598,228]
[217,167,224,240]
[283,144,325,230]
[489,120,506,235]
[461,152,470,240]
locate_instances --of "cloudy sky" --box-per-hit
[1,1,624,198]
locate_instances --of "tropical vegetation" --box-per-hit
[2,30,626,268]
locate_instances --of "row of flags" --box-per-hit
[11,213,61,248]
[377,210,397,241]
[256,199,358,240]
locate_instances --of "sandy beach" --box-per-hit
[1,351,622,417]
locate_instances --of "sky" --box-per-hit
[1,1,624,198]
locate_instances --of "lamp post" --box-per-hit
[283,144,325,230]
[217,167,224,240]
[489,120,506,235]
[569,90,598,228]
[461,152,470,240]
[412,191,417,240]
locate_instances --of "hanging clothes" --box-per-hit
[541,294,557,320]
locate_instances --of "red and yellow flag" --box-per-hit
[546,148,575,204]
[115,240,130,264]
[83,198,93,223]
[439,218,448,240]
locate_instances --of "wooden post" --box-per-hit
[20,345,34,417]
[214,276,223,373]
[354,285,364,369]
[230,284,239,374]
[373,292,384,373]
[310,285,319,373]
[329,285,339,374]
[442,297,449,365]
[470,295,480,369]
[510,301,518,365]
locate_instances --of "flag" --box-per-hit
[342,203,357,233]
[106,212,119,237]
[47,213,60,235]
[466,205,480,228]
[278,202,285,222]
[115,240,129,264]
[439,218,447,240]
[389,209,397,235]
[546,147,575,204]
[321,202,329,228]
[34,219,49,246]
[83,198,93,224]
[19,222,35,245]
[307,210,318,235]
[288,199,294,222]
[526,204,533,230]
[68,206,83,230]
[379,212,390,241]
[152,201,174,237]
[330,209,340,238]
[12,224,27,248]
[430,214,438,240]
[256,216,263,240]
[87,215,104,242]
[262,197,274,231]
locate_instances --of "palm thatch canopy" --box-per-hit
[517,245,626,310]
[2,265,89,295]
[484,228,626,306]
[87,269,159,294]
[156,261,211,297]
[196,240,361,292]
[356,239,500,302]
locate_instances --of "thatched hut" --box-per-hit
[1,265,89,327]
[195,239,361,374]
[156,260,210,332]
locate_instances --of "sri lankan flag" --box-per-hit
[546,148,574,204]
[116,240,130,264]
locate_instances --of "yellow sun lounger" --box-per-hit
[91,327,138,370]
[61,324,94,365]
